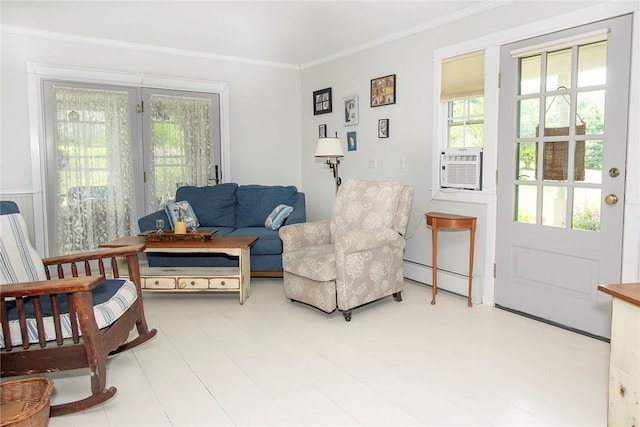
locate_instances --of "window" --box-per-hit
[447,97,484,147]
[43,81,221,254]
[441,50,485,147]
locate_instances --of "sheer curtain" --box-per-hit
[148,94,213,210]
[52,85,136,254]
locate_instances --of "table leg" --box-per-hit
[468,220,476,307]
[239,247,251,305]
[431,223,438,305]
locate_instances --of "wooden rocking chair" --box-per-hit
[0,201,157,416]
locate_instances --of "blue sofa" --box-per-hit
[138,184,306,276]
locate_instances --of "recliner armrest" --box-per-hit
[279,220,330,252]
[335,227,405,253]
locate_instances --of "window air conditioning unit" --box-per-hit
[440,147,483,190]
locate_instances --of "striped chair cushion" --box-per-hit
[0,213,47,285]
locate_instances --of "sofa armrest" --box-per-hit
[335,227,405,253]
[138,209,169,233]
[285,192,306,226]
[279,220,330,252]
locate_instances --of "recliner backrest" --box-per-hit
[329,179,409,240]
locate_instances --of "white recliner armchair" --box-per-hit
[279,179,414,321]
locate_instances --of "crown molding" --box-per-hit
[1,25,300,71]
[299,1,511,69]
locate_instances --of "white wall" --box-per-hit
[300,1,640,303]
[0,30,303,191]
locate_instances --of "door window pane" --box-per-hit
[520,55,541,95]
[517,98,539,138]
[577,90,605,135]
[546,48,572,90]
[517,142,537,180]
[544,94,571,133]
[543,141,569,181]
[573,188,601,231]
[542,186,567,227]
[515,184,537,223]
[578,41,607,87]
[583,140,603,184]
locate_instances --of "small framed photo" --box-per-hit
[347,131,357,151]
[319,124,327,138]
[370,74,396,107]
[378,119,389,138]
[343,94,359,126]
[313,88,332,115]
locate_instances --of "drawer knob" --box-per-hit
[190,281,196,286]
[178,281,187,289]
[221,281,226,286]
[154,280,160,286]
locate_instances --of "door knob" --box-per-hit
[605,194,618,205]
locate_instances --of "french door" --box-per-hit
[495,15,632,338]
[43,82,221,255]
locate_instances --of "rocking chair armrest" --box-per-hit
[0,276,105,298]
[42,244,146,266]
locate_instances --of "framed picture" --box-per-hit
[343,94,359,126]
[319,124,327,138]
[347,131,357,151]
[370,74,396,107]
[378,119,389,138]
[313,88,332,115]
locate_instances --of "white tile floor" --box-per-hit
[42,279,609,426]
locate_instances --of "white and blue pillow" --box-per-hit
[164,200,200,230]
[265,204,294,230]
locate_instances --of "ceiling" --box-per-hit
[1,1,506,68]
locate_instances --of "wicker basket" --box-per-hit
[0,378,53,427]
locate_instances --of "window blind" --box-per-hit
[440,50,485,102]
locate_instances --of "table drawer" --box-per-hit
[144,277,176,289]
[209,278,239,289]
[177,277,209,290]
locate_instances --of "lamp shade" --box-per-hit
[314,137,344,158]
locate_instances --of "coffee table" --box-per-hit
[100,235,258,304]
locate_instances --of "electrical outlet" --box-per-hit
[399,155,405,169]
[369,157,377,168]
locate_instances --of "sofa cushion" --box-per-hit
[176,183,238,228]
[236,185,299,228]
[229,227,282,255]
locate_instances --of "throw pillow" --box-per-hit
[164,200,200,230]
[264,204,294,230]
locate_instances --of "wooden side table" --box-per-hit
[425,212,477,307]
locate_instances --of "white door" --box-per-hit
[141,88,222,212]
[43,83,223,254]
[495,15,632,338]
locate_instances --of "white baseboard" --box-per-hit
[404,260,483,305]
